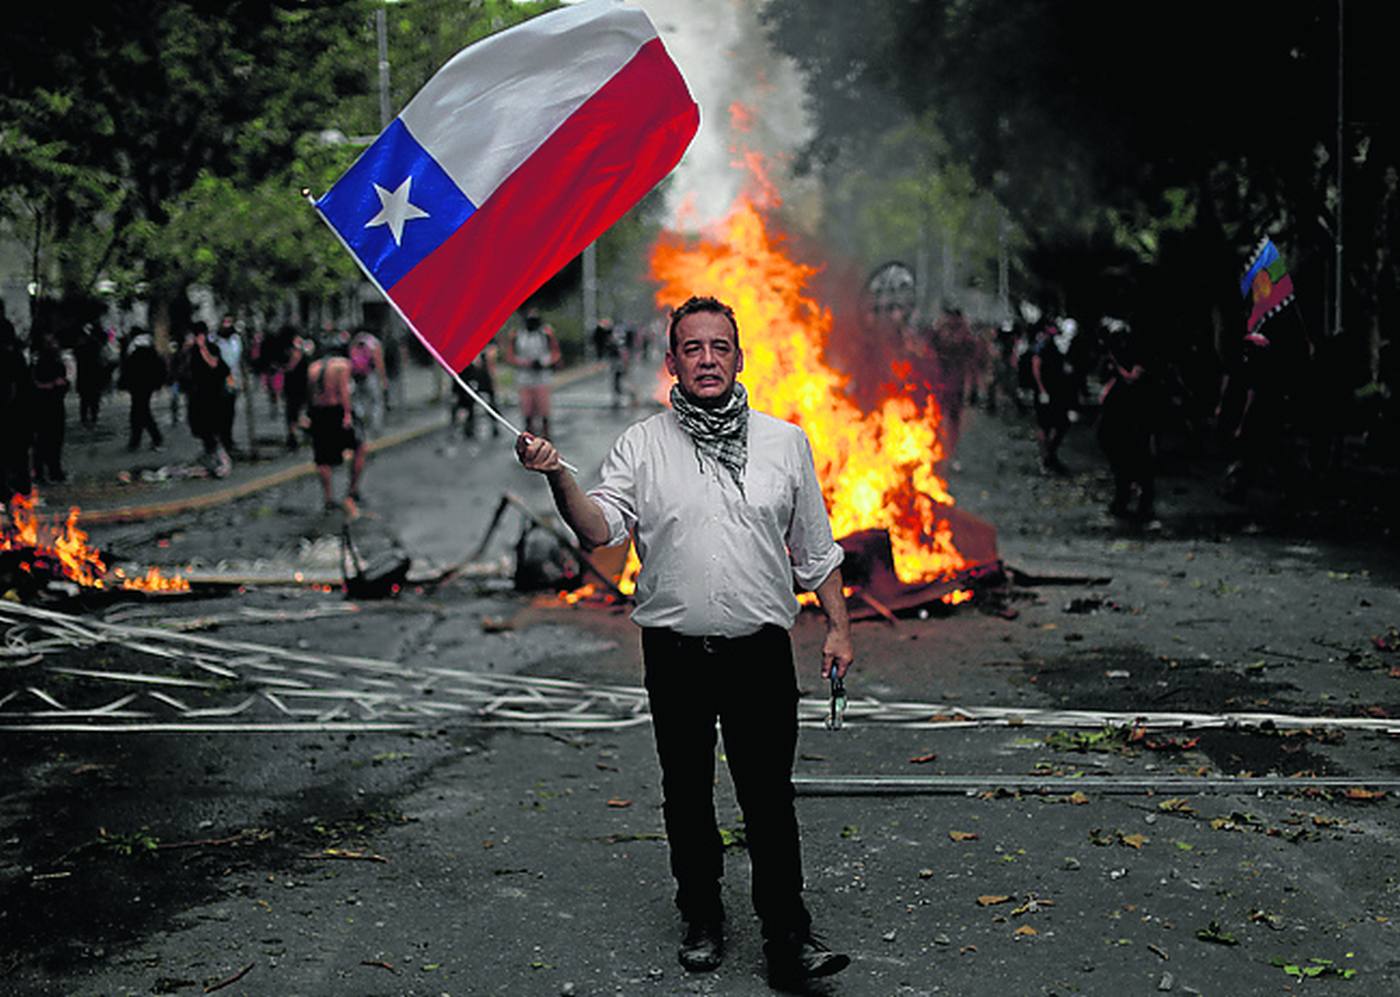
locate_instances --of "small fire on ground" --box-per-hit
[557,120,991,613]
[1,493,189,594]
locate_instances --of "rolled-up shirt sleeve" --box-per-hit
[786,430,844,591]
[586,432,638,549]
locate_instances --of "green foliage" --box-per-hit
[763,0,1400,353]
[0,0,666,335]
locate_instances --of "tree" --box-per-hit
[1,0,370,343]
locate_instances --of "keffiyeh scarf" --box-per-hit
[670,382,749,499]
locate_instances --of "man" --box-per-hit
[0,311,33,501]
[516,295,853,987]
[120,326,166,452]
[452,337,500,440]
[1030,320,1071,473]
[305,339,367,514]
[185,322,233,478]
[213,315,243,460]
[349,329,388,433]
[506,308,561,438]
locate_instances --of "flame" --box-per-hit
[647,157,965,584]
[2,492,190,593]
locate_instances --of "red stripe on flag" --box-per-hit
[1246,273,1294,333]
[389,38,699,372]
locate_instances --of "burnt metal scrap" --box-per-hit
[3,601,1395,738]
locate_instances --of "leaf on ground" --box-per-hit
[1343,787,1387,801]
[909,752,939,764]
[605,798,632,808]
[1120,833,1149,849]
[1158,798,1196,813]
[1195,921,1238,945]
[949,830,979,842]
[1066,790,1090,805]
[977,894,1012,907]
[1013,925,1038,937]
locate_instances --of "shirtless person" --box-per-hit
[305,343,367,513]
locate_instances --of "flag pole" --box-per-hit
[301,189,578,474]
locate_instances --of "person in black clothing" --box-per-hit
[121,327,167,452]
[31,329,69,483]
[73,324,110,429]
[1030,322,1071,473]
[452,340,500,439]
[1097,328,1157,521]
[185,322,233,477]
[281,330,311,450]
[0,310,33,500]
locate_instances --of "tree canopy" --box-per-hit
[763,0,1396,378]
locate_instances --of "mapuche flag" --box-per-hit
[1239,236,1296,335]
[314,0,699,372]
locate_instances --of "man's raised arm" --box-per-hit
[514,433,611,549]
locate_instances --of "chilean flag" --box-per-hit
[314,0,699,372]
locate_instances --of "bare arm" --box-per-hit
[515,434,610,548]
[813,566,853,680]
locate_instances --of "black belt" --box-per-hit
[649,624,781,655]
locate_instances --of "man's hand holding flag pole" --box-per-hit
[306,0,700,469]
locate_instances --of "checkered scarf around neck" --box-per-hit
[670,381,750,499]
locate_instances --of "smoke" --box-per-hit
[630,0,813,229]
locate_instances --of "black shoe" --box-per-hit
[765,933,850,988]
[678,920,723,973]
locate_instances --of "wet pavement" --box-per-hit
[3,362,1400,996]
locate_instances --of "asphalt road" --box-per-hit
[3,362,1400,996]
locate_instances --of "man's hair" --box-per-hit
[667,295,738,354]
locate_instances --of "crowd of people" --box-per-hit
[0,302,401,513]
[891,298,1372,524]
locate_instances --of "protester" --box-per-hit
[607,319,633,409]
[1030,321,1072,473]
[185,322,233,477]
[30,329,70,484]
[592,317,614,361]
[281,329,311,451]
[305,338,367,513]
[515,295,853,987]
[0,312,33,500]
[213,315,242,459]
[1097,327,1158,522]
[506,308,561,438]
[120,326,167,452]
[350,329,388,433]
[73,323,112,429]
[452,338,500,440]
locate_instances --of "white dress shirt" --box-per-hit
[588,407,844,637]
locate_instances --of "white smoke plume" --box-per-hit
[628,0,812,229]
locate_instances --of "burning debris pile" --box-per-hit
[0,493,189,600]
[556,144,1000,618]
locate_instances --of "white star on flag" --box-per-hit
[365,177,430,245]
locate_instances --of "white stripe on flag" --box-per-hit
[398,0,656,205]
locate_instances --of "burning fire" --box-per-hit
[648,153,965,584]
[2,493,189,593]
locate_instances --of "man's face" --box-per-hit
[665,310,743,404]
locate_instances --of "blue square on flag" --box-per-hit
[317,119,477,289]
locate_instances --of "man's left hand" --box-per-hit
[822,628,853,680]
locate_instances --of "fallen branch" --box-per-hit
[303,848,389,863]
[154,830,270,851]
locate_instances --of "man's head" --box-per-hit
[524,308,542,332]
[665,295,743,406]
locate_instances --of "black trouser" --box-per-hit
[641,625,811,940]
[128,389,163,448]
[33,397,65,479]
